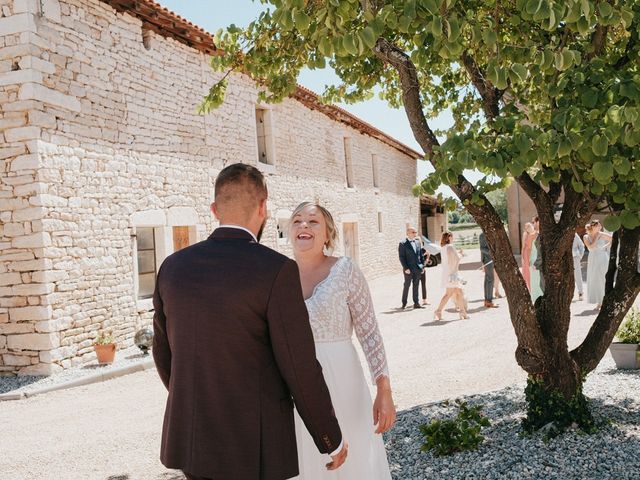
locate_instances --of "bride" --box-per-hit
[289,202,395,479]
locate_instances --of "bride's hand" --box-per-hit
[373,378,396,434]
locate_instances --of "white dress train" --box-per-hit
[292,256,392,480]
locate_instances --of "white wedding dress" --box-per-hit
[292,256,392,479]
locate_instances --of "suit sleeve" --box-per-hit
[266,259,342,455]
[398,242,408,270]
[152,264,172,390]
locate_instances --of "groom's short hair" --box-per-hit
[214,163,268,215]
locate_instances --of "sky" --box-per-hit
[159,0,459,191]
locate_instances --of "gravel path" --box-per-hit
[386,357,640,480]
[0,249,637,479]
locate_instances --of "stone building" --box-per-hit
[0,0,423,375]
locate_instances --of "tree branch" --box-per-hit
[373,38,440,158]
[613,23,637,69]
[461,51,501,122]
[587,24,609,61]
[374,37,546,367]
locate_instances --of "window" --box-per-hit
[377,212,383,233]
[136,227,157,299]
[343,137,354,188]
[255,107,276,166]
[371,154,379,188]
[142,28,153,50]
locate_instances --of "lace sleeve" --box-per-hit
[346,259,390,384]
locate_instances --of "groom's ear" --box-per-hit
[258,198,267,218]
[210,202,221,221]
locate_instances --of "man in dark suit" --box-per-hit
[398,225,425,309]
[153,163,346,480]
[479,232,499,308]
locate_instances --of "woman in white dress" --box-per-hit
[289,202,395,479]
[583,219,612,309]
[434,231,469,321]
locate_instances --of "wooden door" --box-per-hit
[173,226,190,252]
[343,222,359,263]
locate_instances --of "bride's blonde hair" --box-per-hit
[290,202,339,252]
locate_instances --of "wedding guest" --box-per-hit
[584,220,612,309]
[289,202,395,479]
[521,222,535,291]
[531,215,544,301]
[418,237,431,305]
[494,272,503,298]
[398,226,425,309]
[572,232,586,301]
[479,232,498,308]
[434,232,469,320]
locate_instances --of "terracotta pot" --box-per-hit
[94,343,117,364]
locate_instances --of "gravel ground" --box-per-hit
[0,346,150,395]
[386,357,640,480]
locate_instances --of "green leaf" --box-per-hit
[603,215,621,231]
[571,177,584,193]
[360,26,377,49]
[511,63,528,83]
[342,34,359,55]
[577,16,590,35]
[592,161,613,183]
[620,211,640,229]
[294,11,311,31]
[598,2,612,18]
[591,135,609,157]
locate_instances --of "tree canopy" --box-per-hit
[203,0,640,433]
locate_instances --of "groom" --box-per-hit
[153,163,346,480]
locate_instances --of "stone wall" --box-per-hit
[0,0,418,375]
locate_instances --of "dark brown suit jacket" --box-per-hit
[153,227,342,480]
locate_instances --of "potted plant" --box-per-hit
[93,331,117,364]
[609,308,640,369]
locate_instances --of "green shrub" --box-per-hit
[419,400,490,457]
[522,376,597,439]
[616,308,640,344]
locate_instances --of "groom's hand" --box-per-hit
[325,443,348,470]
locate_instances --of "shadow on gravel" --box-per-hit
[0,375,45,394]
[459,261,483,271]
[381,308,414,315]
[107,472,184,480]
[126,352,149,360]
[576,307,600,316]
[156,473,186,480]
[82,363,112,370]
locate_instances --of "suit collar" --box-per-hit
[210,226,257,242]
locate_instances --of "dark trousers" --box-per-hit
[483,259,495,302]
[402,269,421,306]
[420,270,427,300]
[183,473,212,480]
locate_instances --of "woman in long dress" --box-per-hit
[289,202,395,479]
[529,235,543,302]
[583,220,612,309]
[434,231,469,321]
[520,222,535,291]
